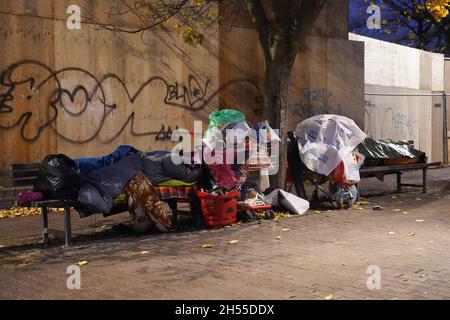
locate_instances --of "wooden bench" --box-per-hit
[10,162,201,246]
[359,162,441,194]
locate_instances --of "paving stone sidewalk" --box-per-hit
[0,168,450,299]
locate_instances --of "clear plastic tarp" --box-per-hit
[294,114,367,176]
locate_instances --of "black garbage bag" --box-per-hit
[34,154,81,200]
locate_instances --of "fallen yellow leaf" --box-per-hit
[275,236,282,240]
[140,251,150,255]
[77,261,88,266]
[20,258,32,265]
[416,219,425,223]
[229,240,239,245]
[407,232,416,237]
[281,228,291,232]
[324,294,334,300]
[387,231,396,235]
[202,244,214,249]
[416,198,422,201]
[311,210,321,215]
[402,211,409,215]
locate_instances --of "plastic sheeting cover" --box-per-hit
[294,115,367,176]
[357,137,425,160]
[207,109,246,130]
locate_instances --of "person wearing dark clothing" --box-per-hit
[78,153,203,215]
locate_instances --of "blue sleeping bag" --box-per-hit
[78,154,144,214]
[75,145,140,176]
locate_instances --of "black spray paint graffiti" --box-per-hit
[155,124,178,141]
[364,100,416,138]
[289,88,343,119]
[0,60,263,143]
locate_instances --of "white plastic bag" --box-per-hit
[342,152,361,182]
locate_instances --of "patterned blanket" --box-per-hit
[114,184,197,205]
[155,185,197,200]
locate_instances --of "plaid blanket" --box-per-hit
[113,185,197,205]
[155,185,197,200]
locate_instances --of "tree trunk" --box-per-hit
[244,0,327,190]
[263,58,294,190]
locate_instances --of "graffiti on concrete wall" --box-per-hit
[0,60,262,143]
[289,88,343,119]
[392,113,416,136]
[364,100,416,138]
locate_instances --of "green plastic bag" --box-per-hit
[207,109,246,130]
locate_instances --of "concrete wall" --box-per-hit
[445,59,450,162]
[446,59,450,93]
[349,33,444,91]
[349,33,445,162]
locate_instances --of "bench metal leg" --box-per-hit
[423,167,428,194]
[168,201,178,226]
[41,207,48,243]
[64,206,72,246]
[191,199,203,225]
[396,172,402,193]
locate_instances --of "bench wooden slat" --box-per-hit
[11,169,40,179]
[11,177,37,187]
[10,163,41,171]
[10,163,40,187]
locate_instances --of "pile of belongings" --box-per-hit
[293,114,367,207]
[30,146,204,233]
[202,109,252,191]
[249,120,280,172]
[202,110,281,190]
[236,185,310,221]
[25,107,315,232]
[201,109,306,221]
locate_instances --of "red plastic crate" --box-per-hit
[197,190,240,228]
